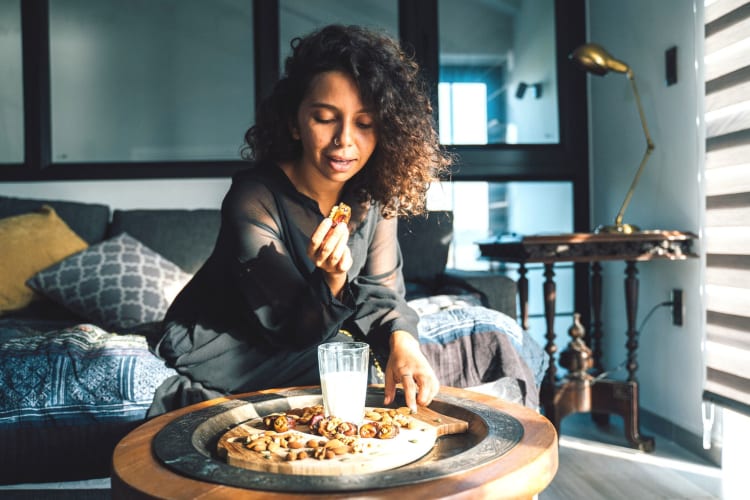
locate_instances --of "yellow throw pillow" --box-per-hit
[0,205,88,314]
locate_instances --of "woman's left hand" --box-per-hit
[383,330,439,412]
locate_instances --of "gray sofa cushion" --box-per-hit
[398,211,453,283]
[0,195,110,245]
[109,209,221,274]
[441,270,518,320]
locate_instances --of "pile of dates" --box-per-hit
[260,405,416,441]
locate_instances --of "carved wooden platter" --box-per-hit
[216,405,468,475]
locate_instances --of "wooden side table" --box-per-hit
[478,230,697,451]
[111,386,558,499]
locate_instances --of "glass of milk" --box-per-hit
[318,342,369,424]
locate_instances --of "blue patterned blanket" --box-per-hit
[0,323,176,425]
[408,294,547,408]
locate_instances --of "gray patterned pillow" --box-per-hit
[27,233,191,331]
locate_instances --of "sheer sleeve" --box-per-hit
[348,213,419,354]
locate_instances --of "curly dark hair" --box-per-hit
[243,24,452,218]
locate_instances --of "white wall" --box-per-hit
[0,179,231,211]
[587,0,706,438]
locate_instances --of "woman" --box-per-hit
[148,24,452,417]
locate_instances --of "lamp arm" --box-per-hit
[613,71,655,228]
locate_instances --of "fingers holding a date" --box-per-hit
[309,213,352,275]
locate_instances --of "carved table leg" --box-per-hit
[587,261,654,451]
[518,264,529,330]
[540,264,559,428]
[590,261,604,373]
[591,379,655,452]
[625,261,639,382]
[590,261,609,426]
[553,314,595,431]
[619,261,654,450]
[551,379,591,431]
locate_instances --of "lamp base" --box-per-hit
[594,223,641,234]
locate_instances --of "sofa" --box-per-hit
[0,194,546,484]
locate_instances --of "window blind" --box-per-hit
[702,0,750,416]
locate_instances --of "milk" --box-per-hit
[320,370,367,423]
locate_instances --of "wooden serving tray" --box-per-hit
[216,406,468,475]
[150,387,530,493]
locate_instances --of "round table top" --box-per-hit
[111,385,558,499]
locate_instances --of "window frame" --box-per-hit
[6,0,586,187]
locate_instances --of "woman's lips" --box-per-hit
[328,155,355,172]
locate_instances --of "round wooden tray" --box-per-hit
[152,387,524,493]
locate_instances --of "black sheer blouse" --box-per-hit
[149,162,418,414]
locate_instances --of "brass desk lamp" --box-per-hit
[570,43,655,234]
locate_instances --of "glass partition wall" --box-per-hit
[48,0,255,163]
[0,0,23,164]
[279,0,399,67]
[438,0,559,145]
[4,0,588,335]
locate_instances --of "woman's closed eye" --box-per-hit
[313,114,335,124]
[312,115,373,130]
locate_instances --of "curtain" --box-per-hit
[702,0,750,416]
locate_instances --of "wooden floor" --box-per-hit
[541,413,723,500]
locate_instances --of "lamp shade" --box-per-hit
[569,43,629,76]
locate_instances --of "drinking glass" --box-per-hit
[317,341,369,424]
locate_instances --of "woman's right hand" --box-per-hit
[308,217,352,297]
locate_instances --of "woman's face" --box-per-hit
[292,70,377,186]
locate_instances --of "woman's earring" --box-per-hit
[334,137,340,146]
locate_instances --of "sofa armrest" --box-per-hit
[439,270,518,320]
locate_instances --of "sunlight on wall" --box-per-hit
[721,408,750,499]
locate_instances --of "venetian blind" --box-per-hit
[702,0,750,416]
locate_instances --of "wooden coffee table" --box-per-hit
[111,385,558,499]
